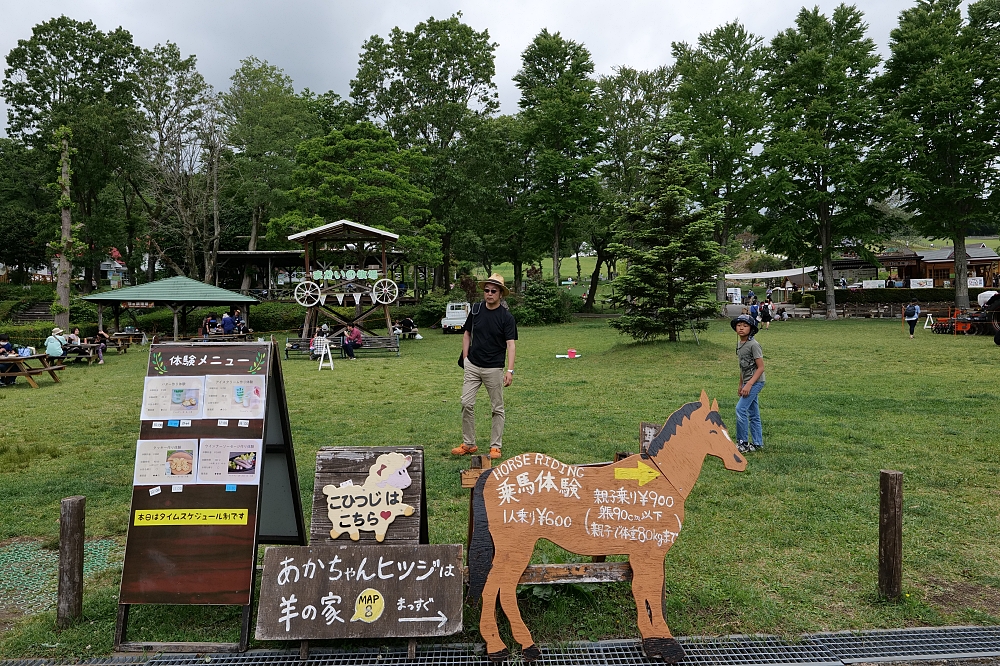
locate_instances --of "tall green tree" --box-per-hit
[133,42,219,282]
[515,29,600,286]
[0,139,56,284]
[591,66,674,309]
[271,123,439,266]
[352,13,498,286]
[221,57,321,291]
[672,22,766,301]
[452,114,538,288]
[2,16,142,292]
[879,0,1000,309]
[610,139,723,342]
[756,5,888,319]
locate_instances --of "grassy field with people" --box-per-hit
[1,316,999,657]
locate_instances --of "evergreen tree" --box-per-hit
[610,139,723,342]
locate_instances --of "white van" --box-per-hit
[441,302,470,333]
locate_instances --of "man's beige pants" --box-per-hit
[461,360,505,449]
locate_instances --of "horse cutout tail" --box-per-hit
[467,468,495,602]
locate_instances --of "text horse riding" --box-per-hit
[469,391,746,662]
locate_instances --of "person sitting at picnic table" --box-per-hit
[221,312,235,334]
[45,327,67,361]
[399,316,418,339]
[343,324,363,360]
[0,333,17,386]
[92,329,110,364]
[66,327,81,346]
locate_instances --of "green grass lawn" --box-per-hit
[2,318,1000,657]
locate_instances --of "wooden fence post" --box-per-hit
[878,470,902,600]
[57,495,85,629]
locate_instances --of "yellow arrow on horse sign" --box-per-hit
[614,460,660,486]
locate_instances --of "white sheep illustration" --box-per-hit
[323,452,416,541]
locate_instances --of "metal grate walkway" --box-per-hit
[6,626,1000,666]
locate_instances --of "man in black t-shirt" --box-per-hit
[453,273,517,460]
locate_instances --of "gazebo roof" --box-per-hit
[288,219,399,244]
[81,276,259,306]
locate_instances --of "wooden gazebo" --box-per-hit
[287,220,400,338]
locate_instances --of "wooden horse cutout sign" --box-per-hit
[468,391,746,663]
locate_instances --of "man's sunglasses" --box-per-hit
[483,288,499,294]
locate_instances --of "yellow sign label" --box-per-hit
[133,509,249,526]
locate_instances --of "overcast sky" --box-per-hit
[1,0,924,134]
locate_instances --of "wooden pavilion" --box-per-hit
[287,220,401,338]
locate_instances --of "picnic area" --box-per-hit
[1,317,998,657]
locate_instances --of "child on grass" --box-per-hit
[732,314,765,453]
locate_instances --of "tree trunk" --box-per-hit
[574,242,583,281]
[55,134,72,331]
[513,261,523,294]
[819,211,837,320]
[552,222,561,286]
[953,235,969,309]
[821,250,838,320]
[437,232,452,289]
[717,278,728,303]
[240,203,259,292]
[584,244,608,311]
[206,148,221,285]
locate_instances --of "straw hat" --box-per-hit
[478,273,510,297]
[52,327,64,336]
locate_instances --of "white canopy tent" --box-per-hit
[724,266,818,280]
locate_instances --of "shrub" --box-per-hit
[415,288,467,328]
[510,279,573,326]
[790,291,803,305]
[801,294,816,308]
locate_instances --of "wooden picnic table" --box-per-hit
[63,343,100,366]
[0,353,65,388]
[188,334,252,342]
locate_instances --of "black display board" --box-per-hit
[115,341,304,653]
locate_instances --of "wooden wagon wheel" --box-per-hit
[371,278,399,305]
[294,280,322,307]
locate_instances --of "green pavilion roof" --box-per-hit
[81,276,259,306]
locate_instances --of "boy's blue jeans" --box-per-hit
[736,381,764,447]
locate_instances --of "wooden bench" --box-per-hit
[284,335,400,359]
[284,337,311,360]
[338,335,399,358]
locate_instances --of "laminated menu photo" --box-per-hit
[203,375,267,420]
[140,376,207,420]
[133,439,200,486]
[197,439,263,485]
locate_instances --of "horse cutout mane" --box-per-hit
[646,400,722,457]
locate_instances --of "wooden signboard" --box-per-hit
[116,342,305,653]
[255,544,463,639]
[468,392,747,664]
[311,447,428,545]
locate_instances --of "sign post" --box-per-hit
[115,341,304,653]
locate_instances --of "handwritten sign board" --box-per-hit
[311,447,428,545]
[116,342,304,653]
[468,392,747,663]
[255,544,462,639]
